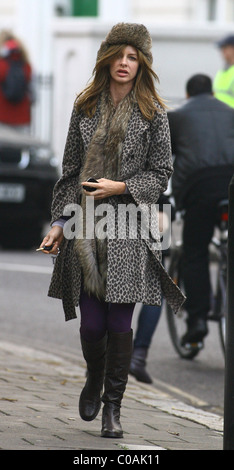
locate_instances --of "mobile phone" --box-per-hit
[83,178,99,192]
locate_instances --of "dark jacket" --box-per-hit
[168,94,234,209]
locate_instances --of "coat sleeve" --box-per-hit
[50,106,84,224]
[167,110,178,154]
[125,110,173,205]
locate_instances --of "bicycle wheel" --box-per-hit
[166,246,201,360]
[217,266,226,355]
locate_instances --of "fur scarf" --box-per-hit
[74,89,136,298]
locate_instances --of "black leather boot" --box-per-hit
[181,318,208,346]
[129,347,152,384]
[101,330,133,438]
[79,334,107,421]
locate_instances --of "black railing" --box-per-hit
[224,173,234,449]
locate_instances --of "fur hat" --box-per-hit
[97,22,153,64]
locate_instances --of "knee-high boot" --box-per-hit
[79,334,107,421]
[101,330,133,438]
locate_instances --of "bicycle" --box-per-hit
[166,199,228,360]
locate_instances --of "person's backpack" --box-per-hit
[2,59,27,103]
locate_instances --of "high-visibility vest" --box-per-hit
[213,65,234,108]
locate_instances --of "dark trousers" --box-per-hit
[133,257,165,349]
[182,201,218,323]
[133,303,162,349]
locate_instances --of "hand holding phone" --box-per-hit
[83,178,99,192]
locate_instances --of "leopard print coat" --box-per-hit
[48,100,185,321]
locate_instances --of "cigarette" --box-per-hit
[36,245,53,252]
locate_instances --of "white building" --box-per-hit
[0,0,234,163]
[132,0,234,23]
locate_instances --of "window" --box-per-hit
[71,0,98,16]
[207,0,217,20]
[228,0,234,21]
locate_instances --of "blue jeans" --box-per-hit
[133,303,162,349]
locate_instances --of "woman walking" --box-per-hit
[40,23,184,438]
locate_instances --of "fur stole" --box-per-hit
[74,89,136,298]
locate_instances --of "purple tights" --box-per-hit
[79,288,135,342]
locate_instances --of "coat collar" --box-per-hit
[79,98,149,150]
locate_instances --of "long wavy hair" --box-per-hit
[75,44,166,120]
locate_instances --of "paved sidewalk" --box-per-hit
[0,340,223,451]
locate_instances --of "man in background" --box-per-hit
[213,34,234,108]
[168,74,234,346]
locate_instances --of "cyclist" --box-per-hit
[168,74,234,346]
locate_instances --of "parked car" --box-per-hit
[0,125,59,249]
